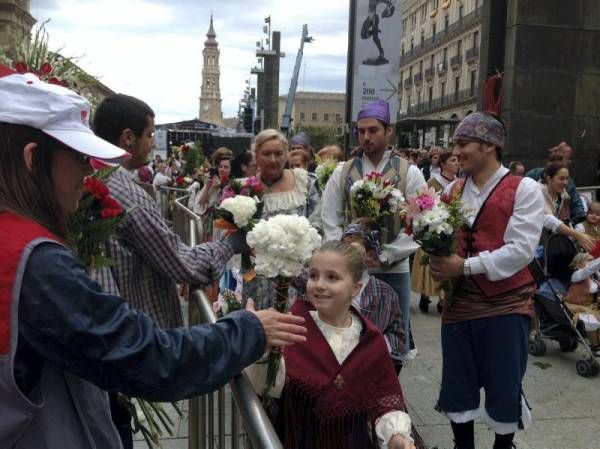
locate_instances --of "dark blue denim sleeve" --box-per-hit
[17,243,266,401]
[567,179,586,224]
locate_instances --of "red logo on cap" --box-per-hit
[81,110,88,122]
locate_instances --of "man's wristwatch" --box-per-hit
[463,258,471,277]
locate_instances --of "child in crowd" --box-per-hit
[564,252,600,354]
[247,241,422,449]
[581,201,600,243]
[341,218,406,373]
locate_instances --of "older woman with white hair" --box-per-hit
[243,129,320,309]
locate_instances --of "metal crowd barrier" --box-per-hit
[157,186,189,222]
[172,195,283,449]
[576,185,600,203]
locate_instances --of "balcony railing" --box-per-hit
[424,67,435,80]
[398,87,478,120]
[465,46,480,62]
[399,6,482,68]
[414,73,423,86]
[450,54,463,70]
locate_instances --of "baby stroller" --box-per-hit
[528,233,600,377]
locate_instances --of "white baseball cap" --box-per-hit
[0,64,130,162]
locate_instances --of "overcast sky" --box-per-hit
[30,0,350,124]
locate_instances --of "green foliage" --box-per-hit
[294,125,344,150]
[182,142,205,176]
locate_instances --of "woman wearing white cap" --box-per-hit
[0,65,307,448]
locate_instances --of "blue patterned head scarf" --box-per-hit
[342,223,382,257]
[453,112,506,148]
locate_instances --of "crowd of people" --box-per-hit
[1,62,599,449]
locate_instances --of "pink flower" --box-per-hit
[239,187,250,196]
[245,176,263,193]
[221,185,236,201]
[415,195,436,211]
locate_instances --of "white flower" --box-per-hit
[350,179,364,194]
[247,214,322,278]
[219,196,257,228]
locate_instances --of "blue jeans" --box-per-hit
[372,271,413,357]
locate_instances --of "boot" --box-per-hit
[419,294,431,313]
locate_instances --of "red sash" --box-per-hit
[0,212,59,354]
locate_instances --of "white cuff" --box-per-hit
[375,410,412,448]
[467,256,485,276]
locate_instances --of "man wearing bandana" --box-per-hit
[321,99,426,369]
[429,112,544,449]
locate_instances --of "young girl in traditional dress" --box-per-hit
[248,241,423,449]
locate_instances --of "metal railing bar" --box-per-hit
[189,289,283,449]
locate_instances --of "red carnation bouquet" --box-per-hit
[68,167,125,270]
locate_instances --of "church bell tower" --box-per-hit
[199,14,223,125]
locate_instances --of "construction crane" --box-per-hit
[280,24,313,136]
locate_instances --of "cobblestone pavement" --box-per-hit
[135,293,600,449]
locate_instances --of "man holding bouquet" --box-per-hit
[429,112,544,449]
[321,99,426,367]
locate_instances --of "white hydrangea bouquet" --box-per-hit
[246,214,322,404]
[349,171,405,223]
[405,186,470,304]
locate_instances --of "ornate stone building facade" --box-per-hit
[198,15,223,126]
[0,0,35,52]
[398,0,482,146]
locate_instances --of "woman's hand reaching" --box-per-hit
[245,299,307,349]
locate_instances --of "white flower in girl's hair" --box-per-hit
[247,214,322,278]
[219,196,258,228]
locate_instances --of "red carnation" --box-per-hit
[220,173,230,184]
[176,175,185,186]
[84,176,109,200]
[40,62,53,74]
[15,62,28,74]
[590,241,600,259]
[100,196,123,219]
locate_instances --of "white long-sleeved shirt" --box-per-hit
[321,151,426,273]
[445,165,544,281]
[571,257,600,287]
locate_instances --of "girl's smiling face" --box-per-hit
[307,251,362,320]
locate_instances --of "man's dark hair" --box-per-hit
[93,94,155,146]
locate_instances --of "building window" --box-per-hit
[335,113,342,122]
[324,113,329,122]
[475,0,480,8]
[457,39,462,57]
[459,4,463,19]
[470,70,477,96]
[430,54,435,69]
[428,86,433,106]
[473,31,479,48]
[454,76,460,101]
[441,82,446,104]
[311,112,318,121]
[410,37,414,51]
[417,91,422,106]
[443,47,448,62]
[421,31,425,47]
[432,23,437,39]
[419,60,423,74]
[300,112,306,121]
[407,95,412,111]
[337,127,342,135]
[401,43,405,56]
[444,14,449,30]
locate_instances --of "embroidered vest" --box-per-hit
[341,153,409,244]
[450,174,535,298]
[0,212,122,449]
